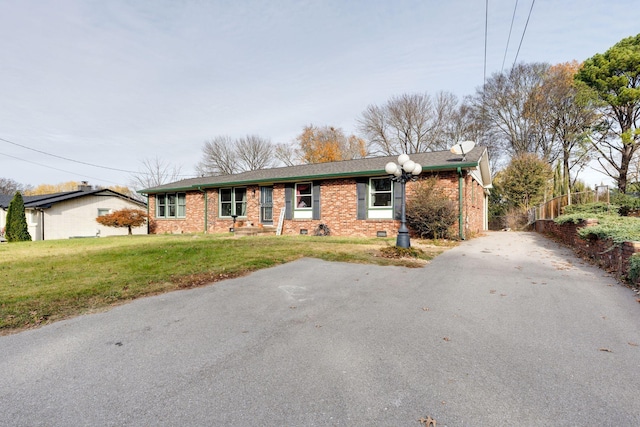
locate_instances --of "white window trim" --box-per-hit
[293,182,313,219]
[368,177,393,212]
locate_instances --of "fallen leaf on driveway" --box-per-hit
[443,337,450,342]
[598,348,613,352]
[418,415,437,426]
[628,342,638,347]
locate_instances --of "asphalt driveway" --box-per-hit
[1,232,639,426]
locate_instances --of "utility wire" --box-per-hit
[501,0,519,72]
[512,0,535,68]
[0,151,125,186]
[0,136,139,174]
[1,136,195,178]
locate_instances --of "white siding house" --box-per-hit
[0,185,147,241]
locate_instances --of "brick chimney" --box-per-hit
[78,181,92,192]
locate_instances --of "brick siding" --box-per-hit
[149,171,487,239]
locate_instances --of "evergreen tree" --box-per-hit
[6,191,32,242]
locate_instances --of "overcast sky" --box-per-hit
[1,0,637,189]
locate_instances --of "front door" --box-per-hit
[260,186,273,225]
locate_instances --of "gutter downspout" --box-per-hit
[457,167,465,240]
[198,187,208,233]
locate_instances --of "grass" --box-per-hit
[0,234,456,334]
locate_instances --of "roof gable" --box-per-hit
[0,189,146,209]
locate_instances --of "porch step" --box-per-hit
[234,226,277,237]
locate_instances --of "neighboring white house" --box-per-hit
[0,183,147,240]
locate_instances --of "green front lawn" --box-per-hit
[0,234,453,334]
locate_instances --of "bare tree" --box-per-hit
[0,178,31,195]
[472,63,550,159]
[273,142,300,167]
[130,156,183,190]
[358,92,458,155]
[196,135,276,176]
[236,135,277,171]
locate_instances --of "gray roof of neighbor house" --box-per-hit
[0,189,146,210]
[141,146,492,194]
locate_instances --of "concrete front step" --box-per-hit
[233,226,277,236]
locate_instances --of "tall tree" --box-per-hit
[527,61,598,193]
[0,178,31,195]
[5,191,31,242]
[130,157,183,190]
[25,181,81,195]
[473,62,550,159]
[576,34,640,193]
[358,92,458,155]
[499,154,553,210]
[297,125,367,164]
[195,135,276,176]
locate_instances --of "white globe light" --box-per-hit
[402,160,416,173]
[412,163,422,175]
[397,153,410,165]
[385,162,398,175]
[394,168,402,177]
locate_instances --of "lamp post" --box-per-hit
[385,154,422,248]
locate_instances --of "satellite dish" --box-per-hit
[450,140,476,160]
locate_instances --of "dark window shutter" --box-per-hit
[356,179,367,220]
[312,181,321,220]
[393,181,402,220]
[284,184,293,220]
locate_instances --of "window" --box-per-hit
[219,188,247,217]
[295,183,312,209]
[368,178,394,219]
[156,193,186,218]
[97,208,110,217]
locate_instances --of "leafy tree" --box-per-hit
[500,154,553,210]
[406,177,457,239]
[358,92,458,155]
[297,125,367,164]
[96,208,148,235]
[25,181,81,195]
[195,135,276,176]
[576,34,640,193]
[5,191,31,242]
[527,61,598,193]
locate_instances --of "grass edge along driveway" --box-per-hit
[0,234,455,334]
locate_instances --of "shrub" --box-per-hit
[628,253,640,284]
[611,193,640,216]
[5,191,31,242]
[96,208,148,235]
[406,178,457,239]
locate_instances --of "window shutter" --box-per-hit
[312,181,321,220]
[356,179,367,220]
[393,181,402,220]
[284,184,293,220]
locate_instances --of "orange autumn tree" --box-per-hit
[297,125,367,164]
[96,208,148,235]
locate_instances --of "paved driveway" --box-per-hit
[1,232,639,426]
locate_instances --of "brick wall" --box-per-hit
[535,219,640,285]
[149,171,487,239]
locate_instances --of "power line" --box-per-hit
[501,0,519,72]
[0,136,140,174]
[0,151,125,186]
[512,0,535,68]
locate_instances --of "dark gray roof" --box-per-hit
[141,146,491,193]
[0,189,146,209]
